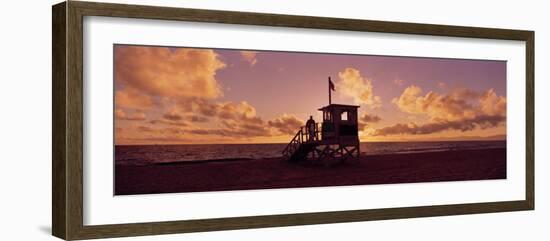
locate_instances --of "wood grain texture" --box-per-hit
[66,2,85,240]
[51,1,535,240]
[71,1,533,40]
[52,2,67,239]
[525,32,535,209]
[73,201,530,240]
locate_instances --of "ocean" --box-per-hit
[115,140,506,166]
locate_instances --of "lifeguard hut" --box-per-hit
[282,77,360,165]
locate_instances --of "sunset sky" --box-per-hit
[114,45,507,145]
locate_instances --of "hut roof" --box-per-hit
[318,104,360,111]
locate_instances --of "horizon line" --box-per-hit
[115,138,507,146]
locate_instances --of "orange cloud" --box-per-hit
[161,109,210,123]
[183,100,272,139]
[376,86,506,136]
[142,107,210,129]
[137,125,154,132]
[374,115,505,136]
[217,101,257,120]
[149,119,189,127]
[120,101,308,143]
[162,109,183,121]
[116,124,194,145]
[360,113,381,123]
[186,115,210,123]
[115,88,154,110]
[392,85,505,121]
[186,125,271,138]
[190,99,219,117]
[115,46,310,144]
[479,89,507,116]
[115,109,147,121]
[114,45,226,107]
[186,112,270,139]
[267,114,304,135]
[358,113,381,131]
[114,45,231,144]
[337,67,381,108]
[240,51,258,66]
[187,113,305,139]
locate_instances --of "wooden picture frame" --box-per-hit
[52,1,534,240]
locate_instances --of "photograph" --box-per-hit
[41,1,539,240]
[114,44,507,195]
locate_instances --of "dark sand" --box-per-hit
[115,148,506,195]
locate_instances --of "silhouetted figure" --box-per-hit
[306,116,316,142]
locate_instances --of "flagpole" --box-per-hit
[328,77,332,105]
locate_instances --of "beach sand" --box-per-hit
[115,148,506,195]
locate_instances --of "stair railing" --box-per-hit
[282,128,303,158]
[282,123,321,158]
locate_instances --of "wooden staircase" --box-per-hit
[282,125,320,162]
[287,142,318,162]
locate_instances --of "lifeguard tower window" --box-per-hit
[341,111,348,121]
[324,111,333,122]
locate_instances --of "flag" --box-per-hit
[329,77,335,91]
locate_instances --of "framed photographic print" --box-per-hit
[52,1,534,240]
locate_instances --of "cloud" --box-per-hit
[137,125,154,132]
[136,99,271,141]
[479,89,507,116]
[154,105,305,140]
[374,115,506,136]
[186,115,209,123]
[115,88,154,110]
[358,113,381,131]
[392,85,480,121]
[113,46,321,143]
[360,113,381,123]
[116,125,195,145]
[115,109,147,121]
[187,126,271,138]
[120,107,309,143]
[268,114,304,135]
[188,113,305,138]
[114,45,227,110]
[337,67,381,108]
[190,99,219,117]
[162,111,183,121]
[188,112,271,138]
[392,86,506,121]
[149,119,189,127]
[217,106,270,137]
[187,100,257,119]
[240,51,258,66]
[146,107,211,128]
[217,101,257,120]
[186,100,272,138]
[161,109,210,123]
[375,86,506,136]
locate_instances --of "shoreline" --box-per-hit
[115,148,506,195]
[153,157,255,166]
[117,147,505,166]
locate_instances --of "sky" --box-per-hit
[114,44,507,145]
